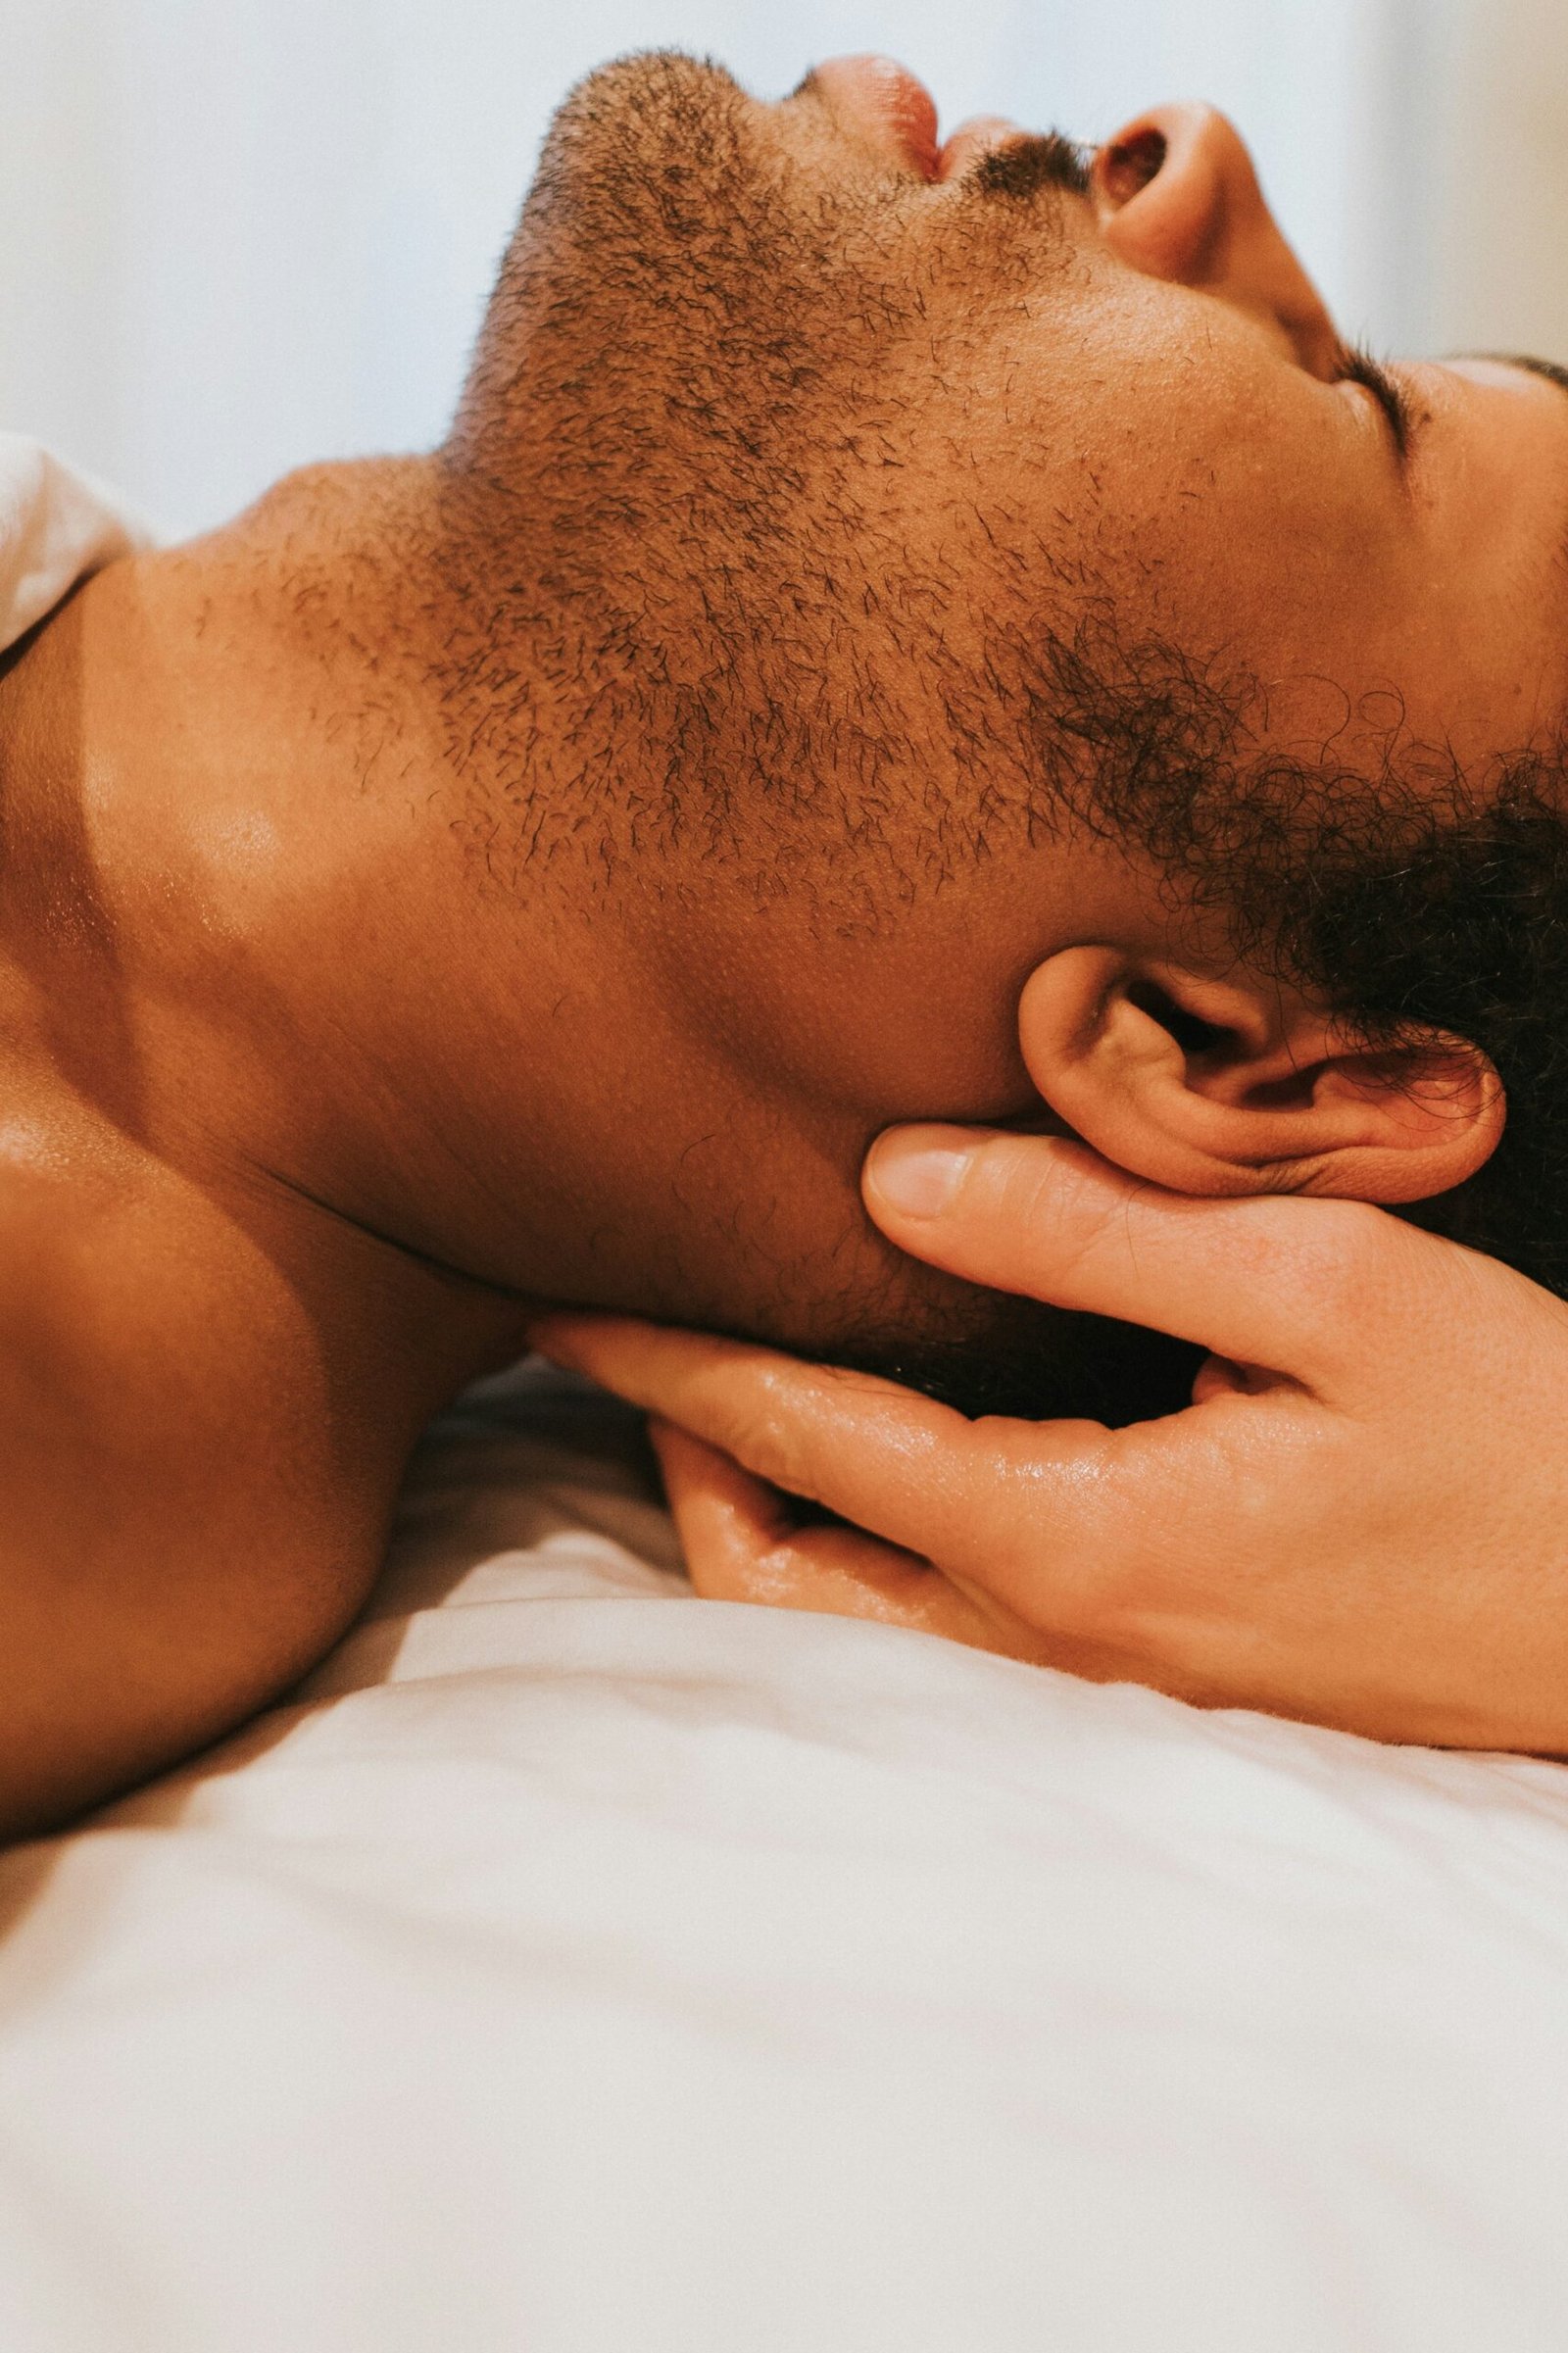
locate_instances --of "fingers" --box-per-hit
[529,1312,991,1562]
[863,1126,1421,1381]
[649,1420,1027,1651]
[532,1308,1317,1653]
[648,1420,796,1599]
[530,1303,1216,1620]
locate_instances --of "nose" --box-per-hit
[1092,102,1339,378]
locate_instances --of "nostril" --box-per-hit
[1101,127,1167,203]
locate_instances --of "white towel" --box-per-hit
[0,433,154,654]
[0,1367,1563,2353]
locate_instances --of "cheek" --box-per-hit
[964,283,1398,678]
[1103,411,1387,665]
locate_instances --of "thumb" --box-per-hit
[863,1125,1425,1383]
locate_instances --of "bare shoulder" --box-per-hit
[0,1120,457,1838]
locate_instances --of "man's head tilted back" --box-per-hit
[425,51,1568,1417]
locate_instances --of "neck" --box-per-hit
[0,456,712,1339]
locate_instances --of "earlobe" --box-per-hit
[1017,947,1505,1203]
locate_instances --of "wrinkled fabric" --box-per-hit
[0,434,153,653]
[0,1369,1562,2352]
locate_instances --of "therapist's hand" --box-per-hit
[530,1131,1568,1752]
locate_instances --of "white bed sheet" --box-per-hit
[0,1368,1564,2352]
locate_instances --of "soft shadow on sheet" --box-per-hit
[0,1361,663,1948]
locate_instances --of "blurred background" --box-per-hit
[2,0,1564,537]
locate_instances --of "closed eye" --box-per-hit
[1336,338,1413,461]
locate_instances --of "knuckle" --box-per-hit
[1000,1152,1132,1284]
[734,1367,808,1489]
[1312,1197,1389,1258]
[988,1428,1147,1634]
[974,1135,1079,1225]
[1216,1195,1394,1349]
[1290,1200,1396,1321]
[730,1360,861,1507]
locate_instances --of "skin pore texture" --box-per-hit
[4,47,1568,1828]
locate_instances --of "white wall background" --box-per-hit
[2,0,1564,537]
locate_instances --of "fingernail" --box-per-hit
[865,1126,974,1218]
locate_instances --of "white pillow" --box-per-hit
[0,1367,1564,2353]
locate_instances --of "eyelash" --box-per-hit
[1336,339,1413,458]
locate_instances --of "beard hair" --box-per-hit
[1031,616,1568,1300]
[438,58,1568,1415]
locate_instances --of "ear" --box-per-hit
[1018,947,1505,1203]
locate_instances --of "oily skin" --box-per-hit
[533,1138,1568,1754]
[2,51,1567,1830]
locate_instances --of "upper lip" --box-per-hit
[801,55,1034,188]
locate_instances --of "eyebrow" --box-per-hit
[1466,352,1568,403]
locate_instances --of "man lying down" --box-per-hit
[6,51,1568,1840]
